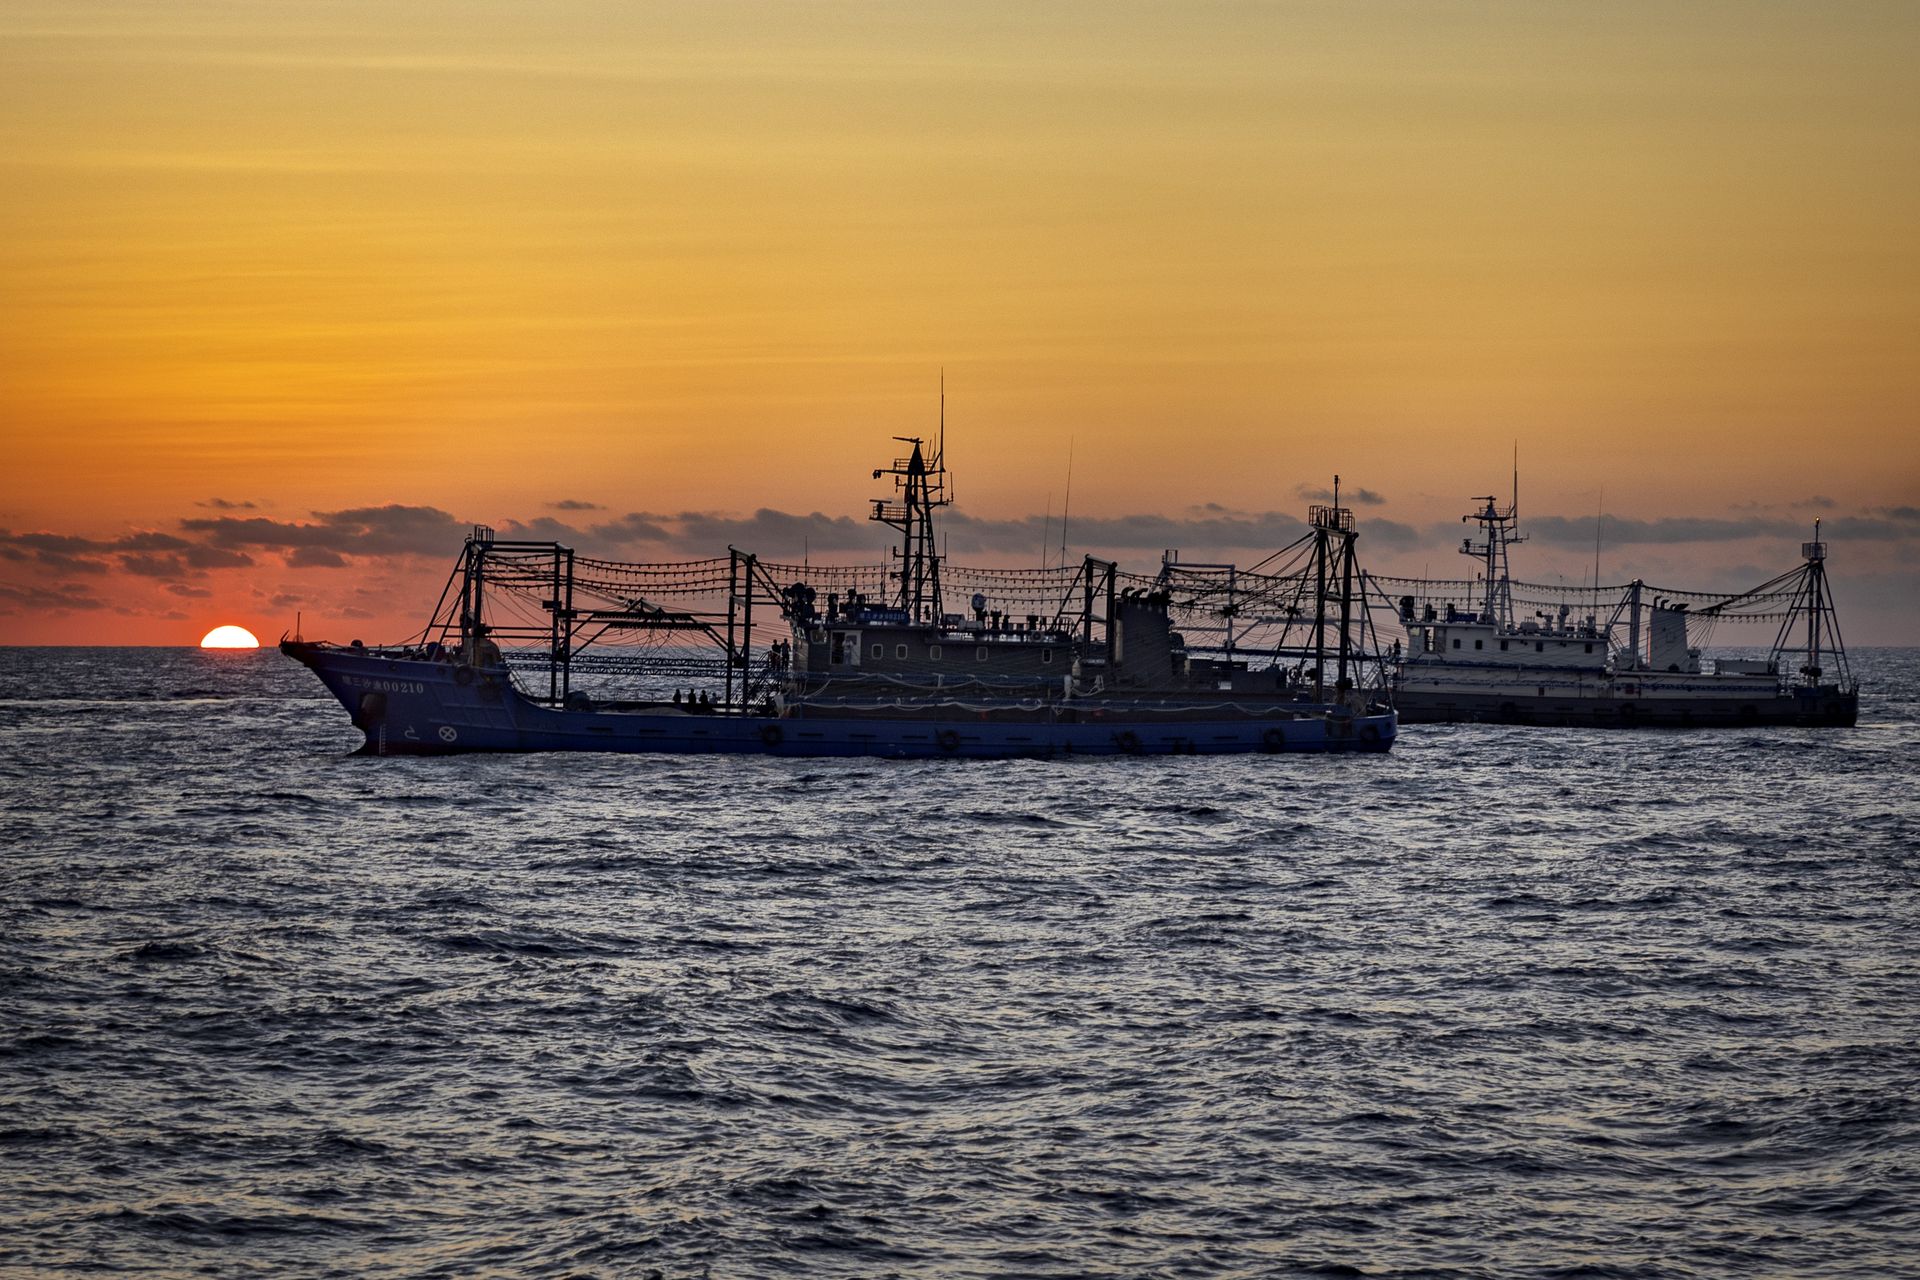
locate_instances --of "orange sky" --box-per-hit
[2,1,1916,643]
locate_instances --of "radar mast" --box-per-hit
[870,390,951,622]
[1460,483,1525,630]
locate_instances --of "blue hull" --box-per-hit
[284,642,1396,758]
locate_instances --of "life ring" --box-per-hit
[759,722,784,748]
[1114,730,1142,754]
[451,665,475,687]
[935,729,961,753]
[1261,726,1286,752]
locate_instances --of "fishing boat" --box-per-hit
[1377,493,1858,727]
[285,436,1398,757]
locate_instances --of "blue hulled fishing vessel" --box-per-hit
[286,434,1397,757]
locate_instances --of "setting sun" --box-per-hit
[200,625,259,649]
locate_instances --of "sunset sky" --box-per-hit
[2,1,1915,644]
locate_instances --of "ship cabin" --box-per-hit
[780,581,1309,698]
[1398,596,1762,678]
[1399,597,1612,671]
[783,586,1079,692]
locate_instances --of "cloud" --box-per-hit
[585,513,677,545]
[568,507,1404,559]
[196,498,258,510]
[119,554,197,579]
[286,547,350,569]
[1294,483,1387,506]
[0,528,247,580]
[498,516,590,543]
[167,584,213,598]
[0,583,110,612]
[182,504,468,559]
[1524,513,1920,547]
[548,498,602,511]
[1526,515,1797,545]
[669,509,879,553]
[182,545,254,569]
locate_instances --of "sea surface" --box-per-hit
[2,646,1917,1279]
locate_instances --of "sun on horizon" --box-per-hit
[200,625,260,649]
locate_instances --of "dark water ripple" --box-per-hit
[2,647,1918,1277]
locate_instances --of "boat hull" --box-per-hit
[1394,686,1857,728]
[285,642,1396,757]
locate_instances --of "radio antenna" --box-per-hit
[1041,494,1052,570]
[1058,437,1074,570]
[1592,487,1603,592]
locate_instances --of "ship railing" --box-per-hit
[1308,505,1355,533]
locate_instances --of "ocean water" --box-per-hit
[2,646,1917,1279]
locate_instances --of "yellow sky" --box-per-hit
[1,1,1916,642]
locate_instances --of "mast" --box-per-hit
[870,429,951,623]
[1312,519,1329,700]
[1768,518,1853,690]
[1805,517,1823,680]
[1058,437,1073,570]
[1460,488,1525,629]
[1626,578,1642,668]
[1307,486,1356,701]
[461,524,494,664]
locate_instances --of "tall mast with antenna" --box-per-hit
[1058,437,1073,571]
[1592,487,1603,593]
[868,379,953,623]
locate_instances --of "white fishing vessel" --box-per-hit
[1381,494,1857,727]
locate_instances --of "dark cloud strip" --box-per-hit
[1524,513,1920,546]
[4,497,1916,616]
